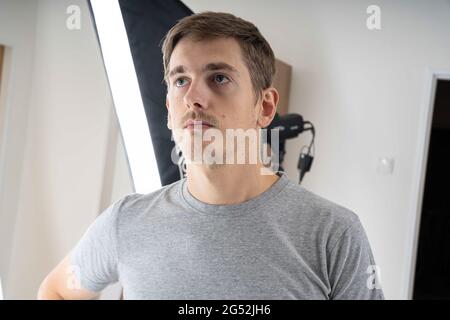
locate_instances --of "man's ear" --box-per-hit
[165,96,172,130]
[257,87,279,128]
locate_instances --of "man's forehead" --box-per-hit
[168,37,245,78]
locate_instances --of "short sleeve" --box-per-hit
[327,218,385,300]
[69,199,123,293]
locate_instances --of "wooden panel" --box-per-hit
[272,58,292,115]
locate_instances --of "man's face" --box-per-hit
[165,37,262,162]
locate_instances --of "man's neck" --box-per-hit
[186,163,280,205]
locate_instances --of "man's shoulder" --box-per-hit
[281,179,361,232]
[114,178,184,215]
[280,180,367,256]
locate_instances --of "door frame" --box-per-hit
[404,68,450,299]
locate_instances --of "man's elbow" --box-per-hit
[37,277,64,300]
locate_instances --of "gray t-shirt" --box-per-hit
[70,171,384,299]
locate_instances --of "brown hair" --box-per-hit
[161,11,275,103]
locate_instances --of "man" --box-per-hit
[38,11,384,300]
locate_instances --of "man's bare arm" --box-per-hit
[37,253,100,300]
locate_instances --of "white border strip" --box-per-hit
[91,0,161,194]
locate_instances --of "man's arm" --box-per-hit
[38,195,133,299]
[327,217,385,300]
[37,253,100,300]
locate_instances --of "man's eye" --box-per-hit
[175,77,188,87]
[213,74,230,85]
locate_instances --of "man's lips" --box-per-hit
[183,119,214,129]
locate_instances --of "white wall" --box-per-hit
[0,0,133,299]
[0,0,38,298]
[182,0,450,299]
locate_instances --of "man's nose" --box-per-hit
[183,79,209,110]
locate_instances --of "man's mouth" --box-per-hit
[183,119,214,130]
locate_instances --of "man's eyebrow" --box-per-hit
[168,62,240,78]
[168,65,185,79]
[203,62,240,75]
